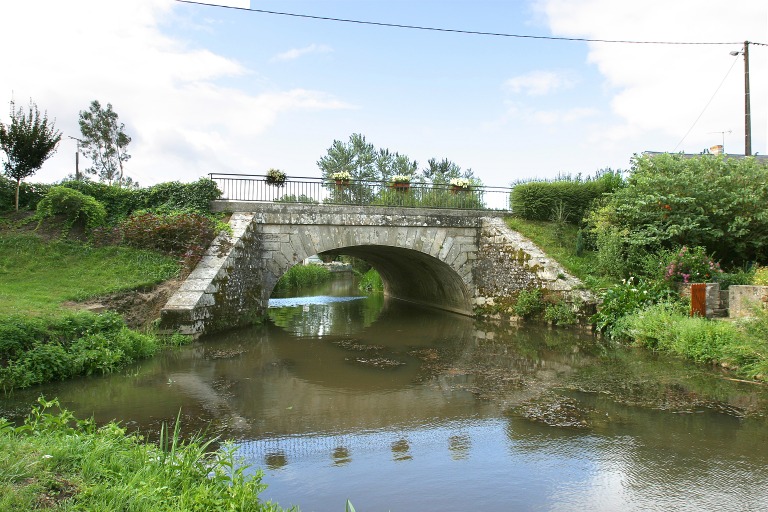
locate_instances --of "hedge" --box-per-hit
[510,171,623,223]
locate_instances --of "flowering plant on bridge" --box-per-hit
[331,171,352,183]
[389,175,411,184]
[450,178,472,190]
[265,168,286,186]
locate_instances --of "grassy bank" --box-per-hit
[0,234,179,317]
[0,398,291,511]
[505,216,768,381]
[0,232,184,391]
[504,217,614,290]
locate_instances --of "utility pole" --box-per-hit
[730,41,751,156]
[68,135,83,180]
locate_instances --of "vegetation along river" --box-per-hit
[3,274,768,511]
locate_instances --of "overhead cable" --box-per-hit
[175,0,759,46]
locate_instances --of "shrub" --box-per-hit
[513,288,544,318]
[592,277,677,336]
[663,246,723,284]
[0,175,50,211]
[510,170,623,224]
[143,178,221,213]
[588,153,768,270]
[61,180,144,222]
[753,266,768,286]
[36,186,107,231]
[0,312,161,390]
[543,300,578,325]
[119,212,218,265]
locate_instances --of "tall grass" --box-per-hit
[274,263,332,291]
[358,268,383,292]
[617,302,768,379]
[0,398,291,511]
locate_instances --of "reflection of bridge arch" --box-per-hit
[162,203,586,336]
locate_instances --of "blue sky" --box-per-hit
[1,0,766,187]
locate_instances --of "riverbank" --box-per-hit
[0,398,291,511]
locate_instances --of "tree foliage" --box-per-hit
[0,99,61,210]
[588,153,768,276]
[78,100,131,186]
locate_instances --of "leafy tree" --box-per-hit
[317,133,378,182]
[422,157,475,186]
[588,153,768,276]
[78,100,131,186]
[0,99,61,210]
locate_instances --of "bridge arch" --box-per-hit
[278,244,472,315]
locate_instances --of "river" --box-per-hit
[3,275,768,511]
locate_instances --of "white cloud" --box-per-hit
[0,0,349,185]
[272,44,333,62]
[505,70,577,96]
[537,0,768,155]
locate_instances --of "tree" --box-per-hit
[0,99,61,210]
[422,158,475,186]
[78,100,131,186]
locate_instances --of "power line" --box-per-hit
[673,58,739,152]
[175,0,755,46]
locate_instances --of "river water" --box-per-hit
[3,275,768,511]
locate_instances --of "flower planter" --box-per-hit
[390,183,410,192]
[334,179,350,188]
[450,185,469,194]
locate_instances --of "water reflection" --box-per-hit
[3,276,768,511]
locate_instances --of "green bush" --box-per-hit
[36,186,107,231]
[543,300,578,325]
[143,178,221,213]
[0,176,50,211]
[513,288,544,318]
[60,180,144,222]
[0,312,161,390]
[753,266,768,286]
[510,170,623,224]
[588,154,768,271]
[592,277,677,336]
[663,245,723,284]
[117,212,219,271]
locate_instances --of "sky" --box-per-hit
[0,0,766,188]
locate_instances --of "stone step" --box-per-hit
[711,308,729,318]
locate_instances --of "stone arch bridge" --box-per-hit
[161,202,587,335]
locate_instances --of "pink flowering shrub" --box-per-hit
[664,246,722,283]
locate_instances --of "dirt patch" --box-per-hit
[62,279,183,330]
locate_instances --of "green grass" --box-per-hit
[504,217,615,290]
[274,263,332,291]
[617,302,768,380]
[0,398,292,511]
[0,234,179,317]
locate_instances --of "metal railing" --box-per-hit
[210,173,511,211]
